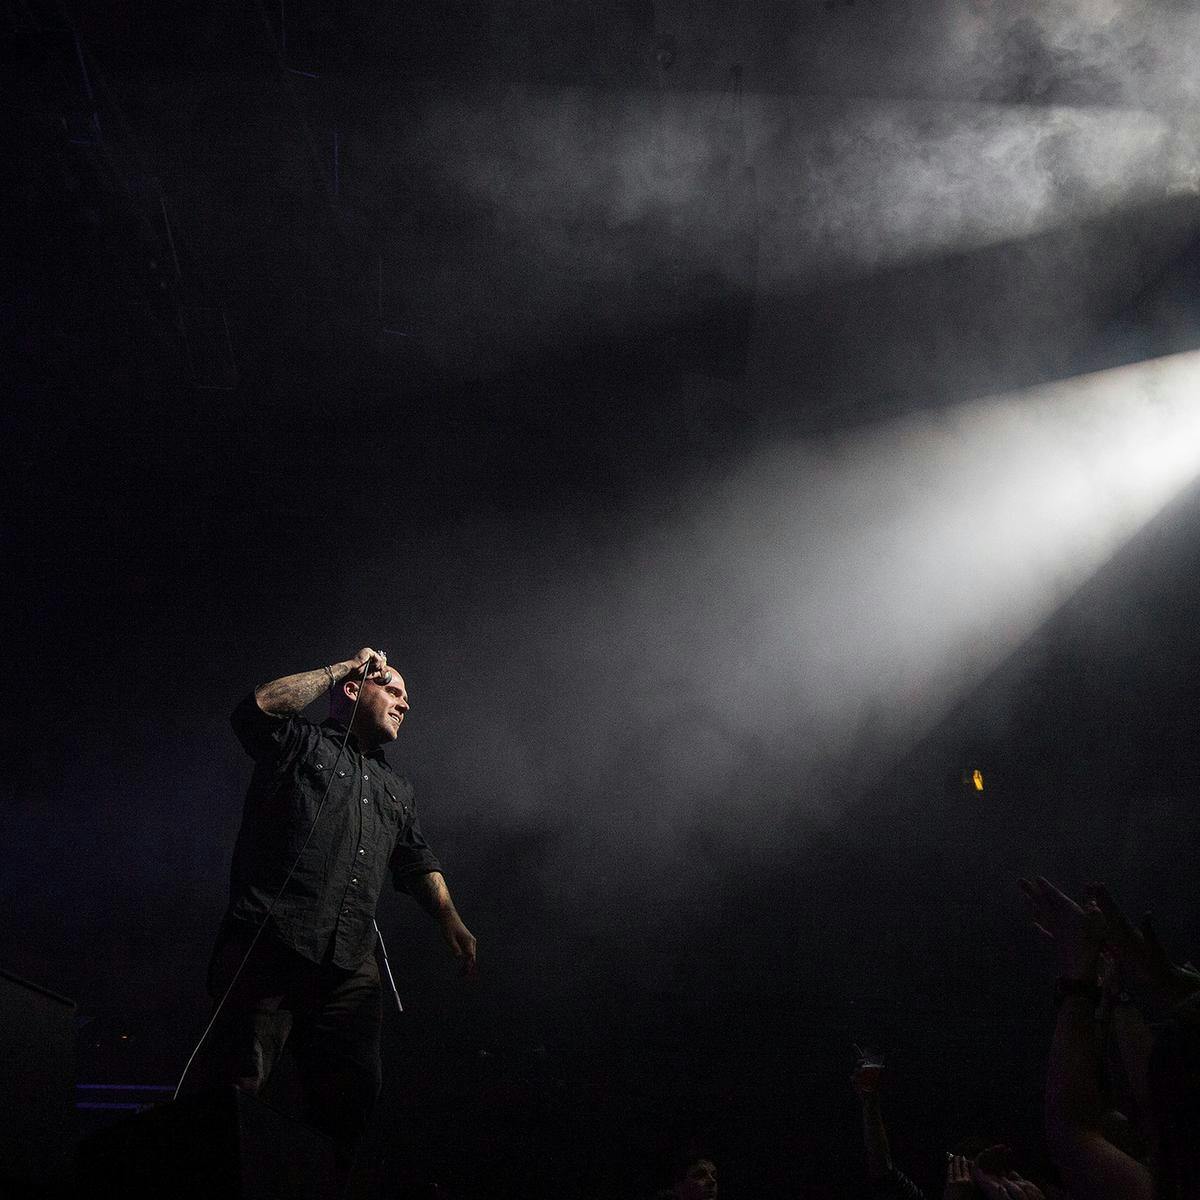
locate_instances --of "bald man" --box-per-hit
[186,647,475,1183]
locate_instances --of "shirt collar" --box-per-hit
[321,717,389,762]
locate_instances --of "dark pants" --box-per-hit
[183,919,383,1172]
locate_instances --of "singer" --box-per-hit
[182,647,476,1183]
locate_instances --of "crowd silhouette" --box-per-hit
[843,878,1200,1200]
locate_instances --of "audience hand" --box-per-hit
[1097,948,1121,994]
[1086,883,1200,1003]
[968,1163,1045,1200]
[943,1154,972,1200]
[850,1062,884,1103]
[1018,877,1105,979]
[973,1146,1012,1175]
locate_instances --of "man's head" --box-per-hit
[332,664,409,749]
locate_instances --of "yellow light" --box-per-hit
[972,770,984,792]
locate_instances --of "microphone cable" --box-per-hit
[173,660,378,1100]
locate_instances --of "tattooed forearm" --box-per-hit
[407,870,456,917]
[255,662,349,715]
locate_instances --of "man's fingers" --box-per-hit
[356,648,394,685]
[353,647,389,676]
[451,931,478,976]
[450,925,478,977]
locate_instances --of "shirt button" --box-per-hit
[351,877,358,885]
[362,797,368,804]
[363,773,369,781]
[358,848,365,856]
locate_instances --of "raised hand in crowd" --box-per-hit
[1018,877,1154,1200]
[942,1154,973,1200]
[1087,883,1200,1007]
[1094,949,1154,1161]
[849,1052,938,1200]
[1018,876,1106,982]
[967,1162,1045,1200]
[850,1054,894,1185]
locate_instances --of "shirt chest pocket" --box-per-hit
[297,757,349,787]
[294,757,358,816]
[380,785,412,833]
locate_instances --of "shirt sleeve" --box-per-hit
[388,788,442,892]
[229,691,308,764]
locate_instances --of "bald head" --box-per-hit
[333,668,410,749]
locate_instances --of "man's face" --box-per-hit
[676,1160,717,1200]
[352,672,409,744]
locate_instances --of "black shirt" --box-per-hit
[225,693,442,970]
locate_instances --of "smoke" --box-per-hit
[949,0,1200,111]
[750,99,1182,279]
[376,84,1193,377]
[431,87,1182,271]
[360,350,1200,927]
[739,0,1200,111]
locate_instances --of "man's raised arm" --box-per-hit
[255,647,385,715]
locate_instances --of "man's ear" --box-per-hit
[341,678,360,703]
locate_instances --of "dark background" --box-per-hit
[5,1,1200,1196]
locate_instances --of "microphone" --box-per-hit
[370,652,393,686]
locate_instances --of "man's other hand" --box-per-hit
[439,911,478,978]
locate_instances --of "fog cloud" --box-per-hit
[354,351,1200,924]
